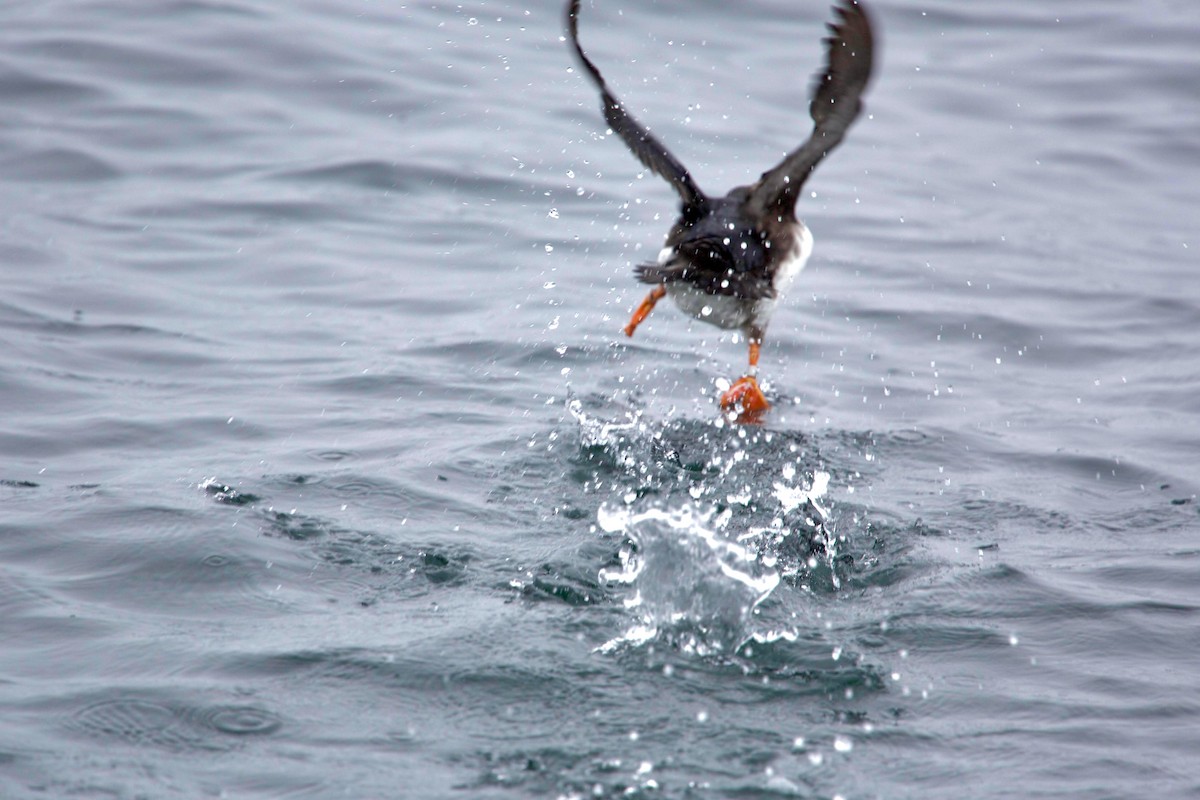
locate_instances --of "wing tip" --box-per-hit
[746,0,878,218]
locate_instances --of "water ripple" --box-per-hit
[66,696,281,751]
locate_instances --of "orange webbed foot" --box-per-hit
[719,375,770,422]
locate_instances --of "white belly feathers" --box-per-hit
[661,223,813,332]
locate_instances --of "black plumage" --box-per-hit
[566,0,876,414]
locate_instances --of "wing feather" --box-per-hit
[747,0,875,219]
[566,0,708,215]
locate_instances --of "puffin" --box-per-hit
[566,0,875,417]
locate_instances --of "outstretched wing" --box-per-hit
[747,0,875,219]
[566,0,708,215]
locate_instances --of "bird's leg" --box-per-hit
[748,337,762,371]
[719,332,769,417]
[623,284,667,337]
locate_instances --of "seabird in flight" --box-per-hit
[567,0,875,418]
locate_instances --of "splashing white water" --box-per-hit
[567,396,640,450]
[774,470,829,516]
[596,503,780,656]
[570,397,841,652]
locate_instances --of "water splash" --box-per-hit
[567,395,641,458]
[569,396,844,653]
[596,503,779,656]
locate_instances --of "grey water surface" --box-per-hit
[2,0,1198,797]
